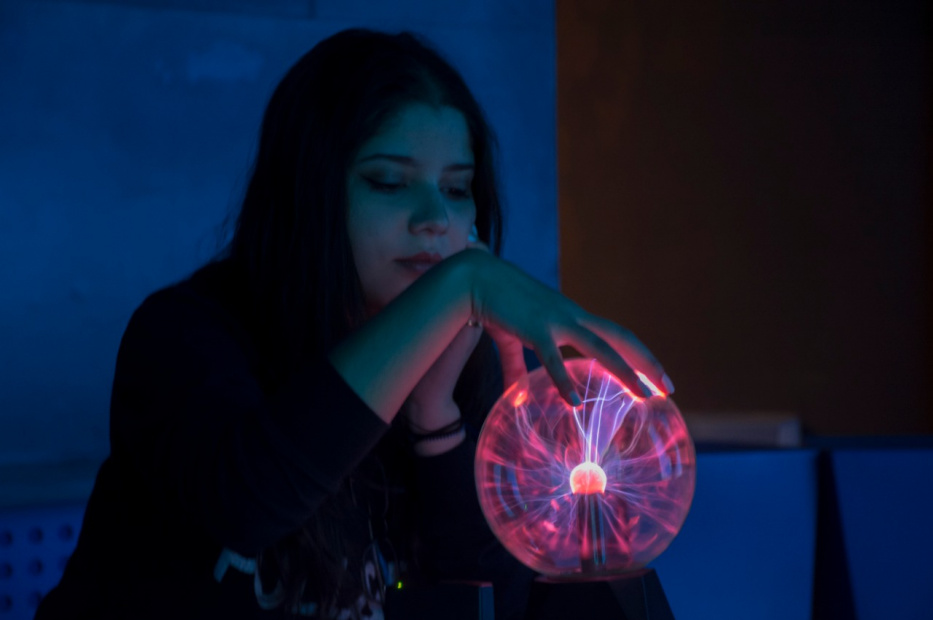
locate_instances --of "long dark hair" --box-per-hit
[222,29,505,614]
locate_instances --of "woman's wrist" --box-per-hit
[453,248,486,322]
[327,255,475,423]
[405,398,461,433]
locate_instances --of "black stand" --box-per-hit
[523,568,675,620]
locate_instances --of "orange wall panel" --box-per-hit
[557,0,931,434]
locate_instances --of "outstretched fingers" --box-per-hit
[533,338,582,407]
[578,314,672,395]
[563,324,653,399]
[486,324,528,391]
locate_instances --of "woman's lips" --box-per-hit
[396,251,443,274]
[395,259,439,274]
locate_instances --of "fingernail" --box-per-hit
[661,373,675,394]
[638,381,654,399]
[570,392,582,407]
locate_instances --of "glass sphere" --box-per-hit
[475,358,696,577]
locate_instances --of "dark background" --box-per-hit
[558,0,931,435]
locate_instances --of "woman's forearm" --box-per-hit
[327,252,475,423]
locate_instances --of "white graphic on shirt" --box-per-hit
[213,547,390,618]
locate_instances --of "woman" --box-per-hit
[36,28,670,619]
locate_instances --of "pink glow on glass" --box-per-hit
[569,462,607,495]
[475,358,696,577]
[513,389,529,407]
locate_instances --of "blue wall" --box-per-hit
[0,0,557,466]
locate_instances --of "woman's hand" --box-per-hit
[402,236,488,433]
[329,239,671,428]
[402,322,481,432]
[462,249,672,407]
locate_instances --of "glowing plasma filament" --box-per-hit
[569,461,607,495]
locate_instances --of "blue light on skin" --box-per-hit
[346,103,476,316]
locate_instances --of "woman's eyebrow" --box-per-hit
[356,153,474,172]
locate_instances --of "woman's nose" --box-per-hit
[409,187,449,234]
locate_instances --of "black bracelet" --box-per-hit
[409,418,465,444]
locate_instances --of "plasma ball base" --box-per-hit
[523,568,675,620]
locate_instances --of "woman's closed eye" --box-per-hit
[364,177,405,193]
[442,185,472,199]
[363,175,472,200]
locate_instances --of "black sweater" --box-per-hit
[35,259,532,619]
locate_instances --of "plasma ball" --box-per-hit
[569,462,607,495]
[475,358,696,577]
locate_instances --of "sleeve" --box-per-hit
[413,438,535,620]
[109,289,389,556]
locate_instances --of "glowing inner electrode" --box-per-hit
[569,461,607,495]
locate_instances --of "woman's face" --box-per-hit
[347,103,477,313]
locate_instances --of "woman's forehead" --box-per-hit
[357,103,473,166]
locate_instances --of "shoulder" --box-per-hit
[133,259,245,327]
[123,259,255,347]
[116,259,259,379]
